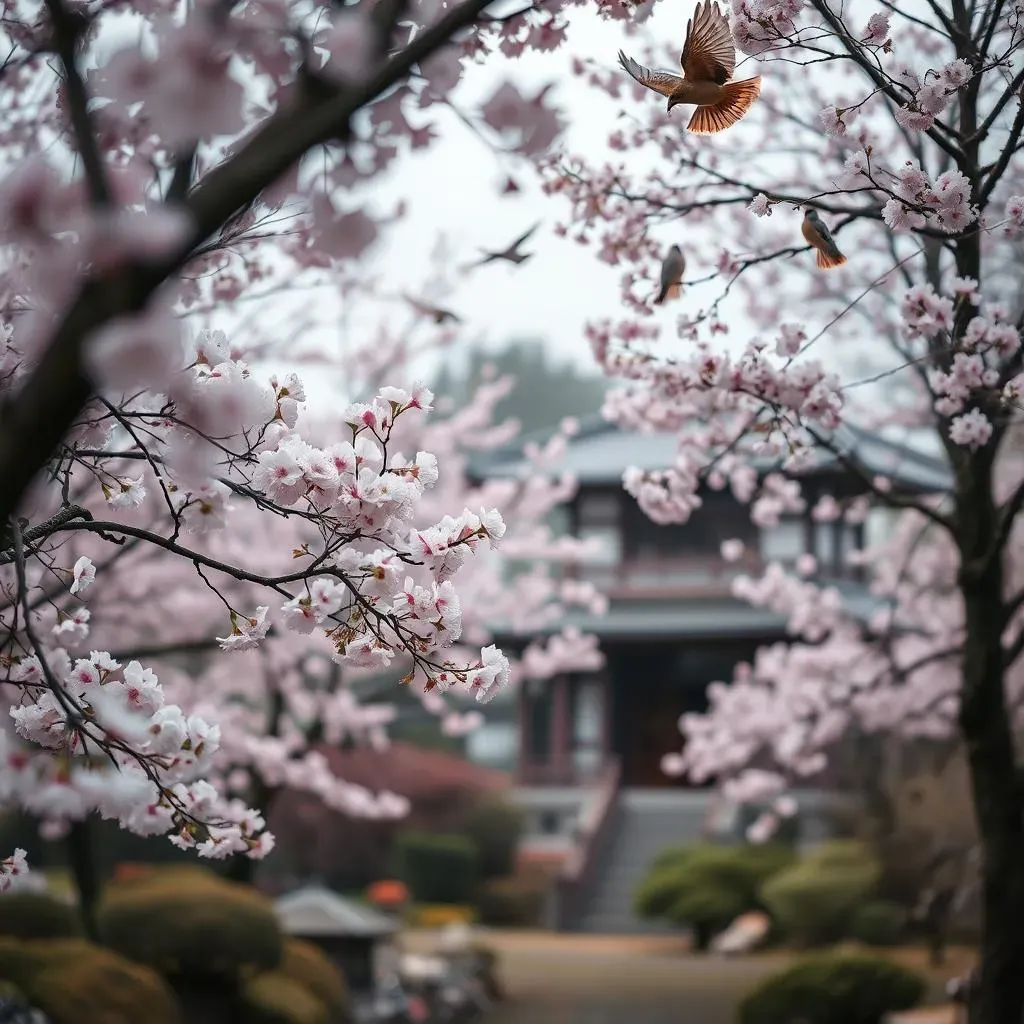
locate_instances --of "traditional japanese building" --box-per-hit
[468,416,951,931]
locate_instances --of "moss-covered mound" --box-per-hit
[97,875,282,978]
[0,892,83,941]
[239,973,329,1024]
[0,937,180,1024]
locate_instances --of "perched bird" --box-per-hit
[618,0,762,134]
[654,244,686,305]
[801,209,847,270]
[464,222,541,271]
[402,293,462,325]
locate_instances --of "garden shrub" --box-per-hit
[240,974,328,1024]
[760,840,880,947]
[634,843,795,949]
[0,937,180,1024]
[846,901,907,947]
[407,904,477,928]
[0,892,82,941]
[456,798,525,881]
[396,833,479,905]
[275,940,349,1022]
[475,877,545,927]
[97,876,282,977]
[738,952,925,1024]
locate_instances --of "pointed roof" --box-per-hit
[471,416,951,494]
[275,885,397,938]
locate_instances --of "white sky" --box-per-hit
[239,0,758,409]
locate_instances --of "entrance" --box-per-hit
[610,642,757,788]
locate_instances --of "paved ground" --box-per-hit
[403,931,974,1024]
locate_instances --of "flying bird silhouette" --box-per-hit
[654,244,686,305]
[464,222,541,271]
[618,0,762,134]
[402,293,463,325]
[801,209,847,270]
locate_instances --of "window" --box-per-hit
[814,521,836,566]
[572,679,603,745]
[465,723,517,770]
[760,518,806,563]
[526,678,552,763]
[577,492,622,566]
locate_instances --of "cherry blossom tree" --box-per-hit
[0,0,628,892]
[541,3,1024,1021]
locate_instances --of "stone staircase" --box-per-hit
[575,788,713,934]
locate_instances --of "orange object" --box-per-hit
[367,879,409,906]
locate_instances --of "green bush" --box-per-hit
[476,877,545,927]
[846,901,906,947]
[274,940,349,1023]
[396,833,479,905]
[97,876,282,978]
[457,798,525,881]
[0,937,181,1024]
[634,843,795,949]
[738,952,925,1024]
[0,892,83,941]
[760,840,880,947]
[240,974,329,1024]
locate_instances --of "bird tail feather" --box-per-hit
[654,282,682,305]
[816,244,847,270]
[687,76,762,134]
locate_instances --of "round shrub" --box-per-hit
[760,841,880,947]
[634,843,795,949]
[276,940,349,1022]
[97,877,282,978]
[456,798,525,881]
[240,974,328,1024]
[738,953,926,1024]
[0,893,82,941]
[0,938,180,1024]
[847,901,907,947]
[476,878,545,928]
[396,833,479,905]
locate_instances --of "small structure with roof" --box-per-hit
[275,885,397,992]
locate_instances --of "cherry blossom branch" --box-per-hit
[0,0,500,530]
[42,0,111,206]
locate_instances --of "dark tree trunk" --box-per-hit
[957,466,1024,1024]
[66,817,100,941]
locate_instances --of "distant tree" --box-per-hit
[434,340,609,434]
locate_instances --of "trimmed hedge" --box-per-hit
[0,893,82,941]
[760,841,880,947]
[396,833,479,905]
[476,877,546,927]
[0,937,180,1024]
[847,901,907,947]
[634,843,795,949]
[97,876,282,978]
[275,940,349,1022]
[240,974,329,1024]
[456,799,525,881]
[738,952,925,1024]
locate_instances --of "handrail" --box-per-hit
[549,756,622,929]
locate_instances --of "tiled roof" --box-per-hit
[470,416,951,493]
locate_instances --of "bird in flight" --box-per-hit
[402,293,463,325]
[654,245,686,305]
[801,209,847,270]
[464,222,541,271]
[618,0,762,134]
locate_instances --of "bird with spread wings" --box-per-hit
[618,0,762,134]
[463,222,541,271]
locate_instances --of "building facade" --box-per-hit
[470,418,951,897]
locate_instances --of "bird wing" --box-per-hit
[660,249,686,290]
[618,50,684,98]
[508,221,542,252]
[680,1,736,85]
[804,213,836,249]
